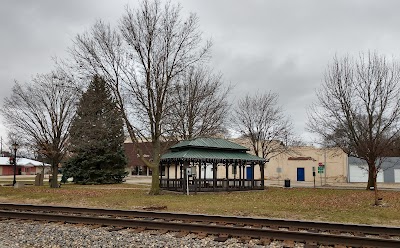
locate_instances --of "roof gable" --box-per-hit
[0,157,50,167]
[162,138,265,163]
[170,138,249,151]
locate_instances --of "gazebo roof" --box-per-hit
[161,137,265,163]
[170,137,249,151]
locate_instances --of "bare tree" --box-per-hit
[308,52,400,203]
[232,91,293,161]
[165,65,231,140]
[70,0,211,194]
[1,72,77,188]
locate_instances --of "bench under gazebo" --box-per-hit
[159,138,266,193]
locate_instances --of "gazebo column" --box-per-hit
[260,163,265,189]
[167,162,170,190]
[213,162,216,192]
[225,162,229,190]
[174,161,178,190]
[192,161,197,194]
[180,162,184,192]
[238,162,242,190]
[159,162,163,188]
[204,162,207,188]
[251,162,255,189]
[198,160,202,190]
[243,163,247,188]
[233,161,237,188]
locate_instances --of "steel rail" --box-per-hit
[0,203,398,236]
[0,210,399,247]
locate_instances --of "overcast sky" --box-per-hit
[2,0,400,148]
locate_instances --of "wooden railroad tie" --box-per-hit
[108,226,126,232]
[174,231,189,238]
[330,230,340,235]
[156,229,169,235]
[89,224,102,229]
[239,236,253,243]
[194,232,208,238]
[333,245,347,248]
[304,241,318,248]
[282,240,295,247]
[260,238,272,246]
[380,234,390,239]
[142,205,167,211]
[214,234,230,242]
[353,231,365,237]
[129,227,146,233]
[74,223,87,227]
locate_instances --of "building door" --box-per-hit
[349,165,384,182]
[246,166,253,180]
[297,168,305,181]
[395,169,400,183]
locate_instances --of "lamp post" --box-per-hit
[12,143,19,186]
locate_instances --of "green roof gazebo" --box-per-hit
[159,138,266,192]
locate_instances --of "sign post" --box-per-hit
[312,166,316,188]
[318,162,324,186]
[186,167,190,195]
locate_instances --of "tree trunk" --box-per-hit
[374,175,379,205]
[50,164,59,188]
[366,162,375,190]
[372,166,380,205]
[149,164,160,195]
[148,139,161,195]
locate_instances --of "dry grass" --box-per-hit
[0,184,399,226]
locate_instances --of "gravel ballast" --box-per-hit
[0,220,293,248]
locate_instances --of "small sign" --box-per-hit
[318,166,324,174]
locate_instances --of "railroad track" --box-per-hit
[0,203,399,247]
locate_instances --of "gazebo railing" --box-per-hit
[160,178,264,192]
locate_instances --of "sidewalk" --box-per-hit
[124,175,152,184]
[265,179,400,191]
[2,175,398,191]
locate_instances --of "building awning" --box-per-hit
[161,148,266,163]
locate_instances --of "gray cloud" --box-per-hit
[2,0,400,144]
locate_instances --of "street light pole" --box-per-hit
[12,143,19,186]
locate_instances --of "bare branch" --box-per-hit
[1,72,78,188]
[232,91,293,160]
[69,0,211,194]
[307,51,400,194]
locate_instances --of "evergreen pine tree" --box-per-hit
[64,75,127,184]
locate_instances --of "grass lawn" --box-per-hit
[0,184,399,226]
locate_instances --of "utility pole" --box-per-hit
[324,144,327,185]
